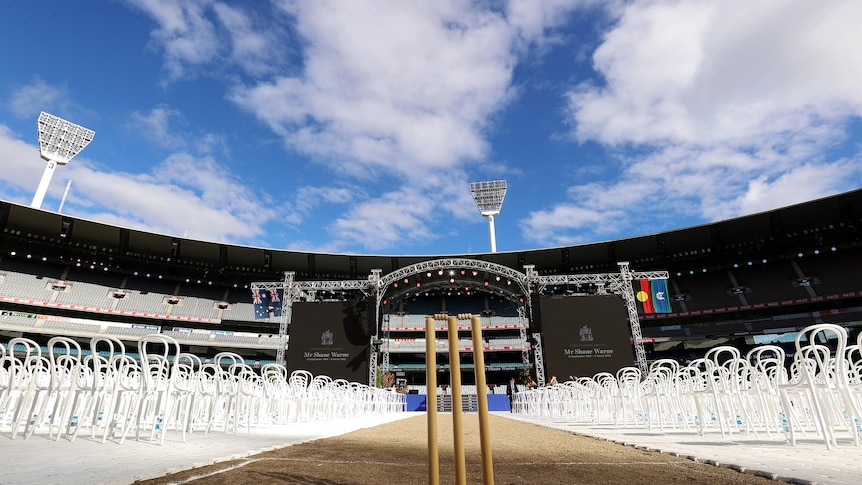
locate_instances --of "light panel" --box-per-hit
[37,112,95,165]
[469,180,507,216]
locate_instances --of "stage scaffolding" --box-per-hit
[252,260,668,385]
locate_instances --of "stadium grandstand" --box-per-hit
[1,188,860,388]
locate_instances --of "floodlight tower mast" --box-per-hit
[469,180,507,253]
[31,112,95,209]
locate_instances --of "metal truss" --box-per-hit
[616,262,650,374]
[274,272,294,366]
[518,306,530,373]
[525,265,669,294]
[379,258,530,297]
[252,260,666,383]
[252,270,380,294]
[531,333,546,385]
[524,262,667,374]
[388,278,523,303]
[369,341,380,387]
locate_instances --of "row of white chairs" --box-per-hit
[0,334,405,445]
[513,323,862,449]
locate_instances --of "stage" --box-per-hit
[404,394,510,412]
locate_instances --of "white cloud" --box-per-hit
[294,186,355,215]
[124,0,221,79]
[506,0,604,53]
[128,106,186,149]
[522,0,862,247]
[212,3,282,77]
[0,125,44,204]
[128,106,230,157]
[231,1,514,178]
[231,1,591,179]
[261,185,358,229]
[63,152,276,243]
[7,79,66,119]
[194,133,229,156]
[716,159,862,220]
[328,189,439,252]
[125,0,289,81]
[568,1,862,147]
[14,1,610,254]
[280,168,489,254]
[521,204,621,247]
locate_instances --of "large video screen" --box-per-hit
[537,295,634,380]
[286,300,370,381]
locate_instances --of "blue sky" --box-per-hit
[1,1,861,256]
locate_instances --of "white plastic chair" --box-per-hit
[232,362,264,433]
[261,363,289,424]
[169,352,202,442]
[288,369,313,422]
[641,359,684,431]
[615,367,643,427]
[191,361,220,434]
[703,345,759,437]
[204,352,246,434]
[778,323,862,449]
[120,334,180,445]
[101,353,142,443]
[73,336,127,442]
[2,337,44,438]
[746,345,788,438]
[34,336,83,440]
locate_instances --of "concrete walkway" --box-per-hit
[2,412,859,485]
[0,414,414,485]
[506,413,862,485]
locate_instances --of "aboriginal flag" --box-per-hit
[636,279,671,314]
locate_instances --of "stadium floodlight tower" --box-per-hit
[31,112,95,209]
[469,179,507,253]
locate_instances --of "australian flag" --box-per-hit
[252,288,269,319]
[268,287,283,317]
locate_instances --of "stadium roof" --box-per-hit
[0,188,859,283]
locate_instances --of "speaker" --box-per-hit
[529,293,542,333]
[60,219,72,238]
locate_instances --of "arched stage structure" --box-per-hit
[252,259,666,385]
